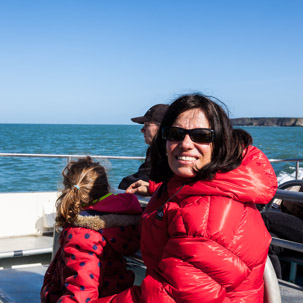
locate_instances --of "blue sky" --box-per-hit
[1,0,302,124]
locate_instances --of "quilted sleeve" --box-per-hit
[58,227,106,303]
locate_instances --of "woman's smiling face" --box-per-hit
[166,108,213,178]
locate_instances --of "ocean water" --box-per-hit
[0,124,302,193]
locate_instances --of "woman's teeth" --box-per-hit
[178,156,196,161]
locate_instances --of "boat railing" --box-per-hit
[0,153,303,179]
[268,157,303,180]
[0,152,145,161]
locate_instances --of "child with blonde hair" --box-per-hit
[41,156,142,303]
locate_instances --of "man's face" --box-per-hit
[141,122,159,145]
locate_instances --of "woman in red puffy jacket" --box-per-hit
[40,156,142,303]
[97,93,277,303]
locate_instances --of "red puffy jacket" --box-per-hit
[96,146,277,303]
[41,193,142,303]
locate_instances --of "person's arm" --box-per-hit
[58,227,106,303]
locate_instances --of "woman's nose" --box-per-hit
[141,126,145,133]
[180,134,194,148]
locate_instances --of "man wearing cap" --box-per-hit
[118,104,168,190]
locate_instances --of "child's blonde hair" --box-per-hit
[55,156,109,227]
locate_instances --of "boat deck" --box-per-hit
[0,263,302,303]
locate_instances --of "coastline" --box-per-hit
[231,117,303,127]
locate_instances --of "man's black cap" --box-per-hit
[131,104,169,124]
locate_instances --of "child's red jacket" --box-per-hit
[41,192,142,303]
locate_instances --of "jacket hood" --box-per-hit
[84,192,142,214]
[73,192,142,231]
[167,146,277,205]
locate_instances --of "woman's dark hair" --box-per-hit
[150,93,252,182]
[56,156,110,227]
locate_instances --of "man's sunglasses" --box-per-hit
[162,126,214,144]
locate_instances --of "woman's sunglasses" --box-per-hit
[162,126,214,143]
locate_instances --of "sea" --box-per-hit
[0,124,303,193]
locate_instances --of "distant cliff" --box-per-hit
[231,117,303,127]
